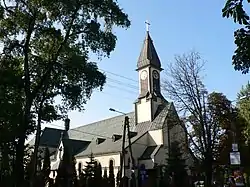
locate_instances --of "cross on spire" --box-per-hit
[145,20,150,32]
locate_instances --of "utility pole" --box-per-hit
[109,108,136,187]
[120,116,127,185]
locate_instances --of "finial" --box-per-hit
[145,20,150,32]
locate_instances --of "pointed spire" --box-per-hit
[137,32,162,71]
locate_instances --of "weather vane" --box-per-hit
[145,20,150,32]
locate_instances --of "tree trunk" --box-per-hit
[14,135,26,187]
[14,105,32,187]
[204,156,213,187]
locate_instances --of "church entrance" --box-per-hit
[139,168,158,187]
[146,169,157,187]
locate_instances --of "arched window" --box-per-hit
[95,159,100,164]
[109,158,115,167]
[78,162,82,175]
[53,170,55,177]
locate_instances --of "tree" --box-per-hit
[0,0,130,186]
[116,170,121,187]
[222,1,250,73]
[108,160,115,187]
[55,145,75,187]
[0,56,24,186]
[103,167,109,187]
[94,162,102,187]
[165,141,188,187]
[83,153,96,187]
[163,51,235,187]
[237,82,250,142]
[41,147,51,186]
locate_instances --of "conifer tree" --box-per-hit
[71,157,78,187]
[116,170,121,187]
[165,141,188,187]
[103,167,109,187]
[108,161,115,187]
[55,146,73,187]
[94,162,102,187]
[83,153,96,187]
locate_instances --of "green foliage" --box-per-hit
[42,147,51,181]
[165,141,187,187]
[237,82,250,141]
[82,153,96,187]
[0,0,130,185]
[163,51,238,187]
[55,146,75,187]
[103,167,109,187]
[83,153,95,178]
[222,0,250,73]
[116,170,121,187]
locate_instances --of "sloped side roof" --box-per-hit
[69,103,170,157]
[39,127,64,148]
[36,103,171,158]
[63,139,90,155]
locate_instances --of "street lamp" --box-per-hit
[109,108,136,187]
[109,108,127,115]
[109,108,128,187]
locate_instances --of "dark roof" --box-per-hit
[140,145,157,160]
[36,103,172,158]
[69,103,171,157]
[39,127,64,148]
[137,32,162,70]
[63,139,90,155]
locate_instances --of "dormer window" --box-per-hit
[112,134,122,142]
[96,138,106,145]
[128,131,137,138]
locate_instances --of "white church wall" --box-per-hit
[138,159,154,169]
[162,121,169,155]
[76,153,120,171]
[148,129,163,146]
[124,133,148,167]
[56,141,63,161]
[136,98,152,123]
[154,147,166,166]
[49,153,120,179]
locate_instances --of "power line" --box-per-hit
[106,84,138,95]
[95,90,135,101]
[107,77,138,90]
[99,68,138,83]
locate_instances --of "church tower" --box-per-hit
[135,30,166,123]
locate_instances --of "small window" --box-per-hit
[78,162,82,171]
[109,159,114,166]
[53,170,55,177]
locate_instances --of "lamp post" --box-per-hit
[109,108,128,187]
[109,108,135,187]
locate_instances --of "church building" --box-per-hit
[35,30,193,185]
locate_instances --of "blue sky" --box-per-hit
[47,0,249,129]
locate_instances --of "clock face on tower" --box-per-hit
[140,70,148,80]
[153,70,159,79]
